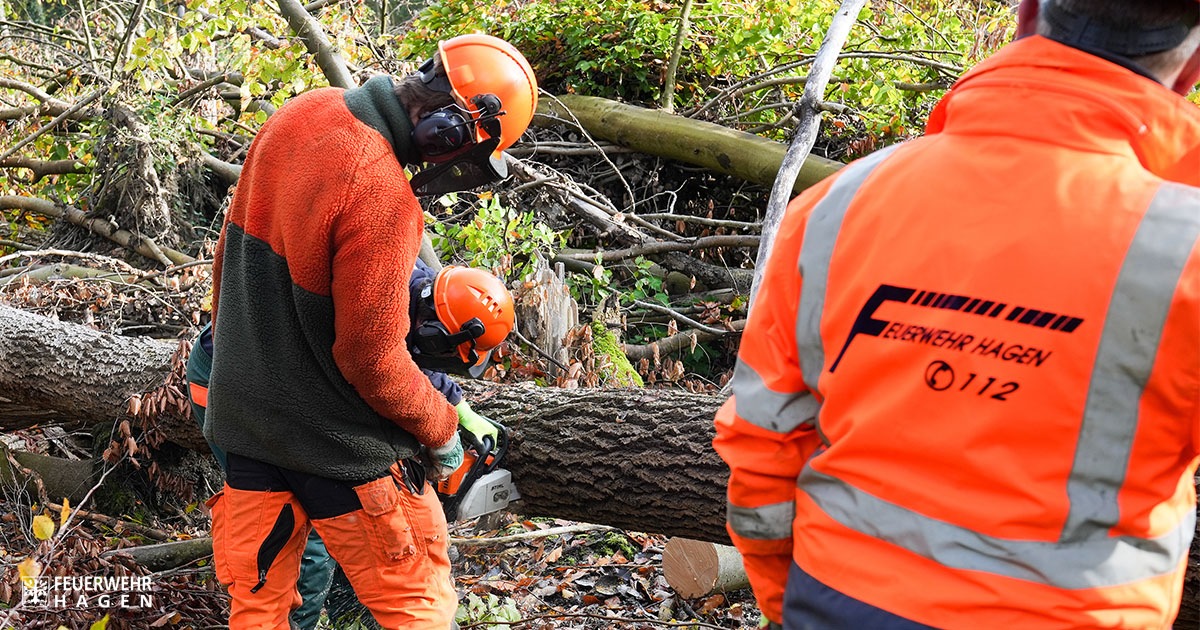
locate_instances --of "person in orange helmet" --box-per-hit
[188,259,511,628]
[204,33,533,629]
[714,1,1200,628]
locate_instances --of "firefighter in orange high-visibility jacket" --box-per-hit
[714,1,1200,629]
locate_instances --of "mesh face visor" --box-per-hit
[410,139,509,196]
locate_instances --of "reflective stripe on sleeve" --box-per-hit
[728,500,796,541]
[1063,182,1200,544]
[731,360,820,433]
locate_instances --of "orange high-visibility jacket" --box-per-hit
[714,36,1200,629]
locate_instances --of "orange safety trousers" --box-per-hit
[206,453,456,629]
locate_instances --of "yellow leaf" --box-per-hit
[90,615,111,630]
[32,514,55,540]
[60,498,70,527]
[17,557,41,588]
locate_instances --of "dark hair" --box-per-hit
[393,54,455,120]
[1039,0,1200,76]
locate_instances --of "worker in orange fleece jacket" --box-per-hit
[204,34,536,629]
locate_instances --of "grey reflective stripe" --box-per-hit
[1063,183,1200,543]
[800,466,1194,588]
[728,500,796,540]
[795,181,1200,589]
[796,145,902,392]
[731,359,820,433]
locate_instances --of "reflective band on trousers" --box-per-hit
[793,157,1200,588]
[189,382,209,409]
[730,359,820,434]
[728,500,796,541]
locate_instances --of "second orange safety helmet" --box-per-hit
[437,34,538,155]
[433,266,515,365]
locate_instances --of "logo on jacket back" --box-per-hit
[829,284,1084,373]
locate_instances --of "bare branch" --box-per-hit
[623,319,746,362]
[629,299,728,335]
[0,195,194,266]
[202,152,243,186]
[638,213,761,231]
[507,156,651,245]
[0,157,88,181]
[660,0,694,113]
[276,0,355,88]
[563,235,760,264]
[0,77,68,107]
[111,0,150,76]
[752,0,867,306]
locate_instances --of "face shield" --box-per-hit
[410,85,513,196]
[410,137,509,197]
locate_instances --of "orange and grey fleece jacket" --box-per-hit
[206,75,458,481]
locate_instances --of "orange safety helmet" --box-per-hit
[437,34,538,155]
[432,266,515,365]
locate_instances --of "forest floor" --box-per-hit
[0,427,758,630]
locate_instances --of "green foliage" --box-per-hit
[403,0,1013,141]
[428,193,564,281]
[455,593,521,629]
[565,261,614,306]
[625,256,669,305]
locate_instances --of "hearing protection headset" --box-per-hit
[406,34,538,195]
[409,266,515,377]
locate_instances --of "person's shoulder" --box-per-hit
[265,87,355,130]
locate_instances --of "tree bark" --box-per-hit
[0,304,172,429]
[459,380,730,543]
[0,304,204,449]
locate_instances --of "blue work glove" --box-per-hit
[456,400,499,448]
[428,431,463,481]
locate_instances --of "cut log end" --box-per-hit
[663,537,750,599]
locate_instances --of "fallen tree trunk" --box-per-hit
[535,95,843,196]
[1,305,1198,625]
[0,304,175,430]
[459,380,729,542]
[0,304,205,449]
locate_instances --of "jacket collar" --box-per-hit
[342,75,423,166]
[926,36,1200,186]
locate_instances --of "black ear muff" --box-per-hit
[413,108,472,157]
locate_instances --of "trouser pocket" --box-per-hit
[313,465,456,629]
[353,475,422,563]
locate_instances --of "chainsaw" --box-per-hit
[435,416,520,522]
